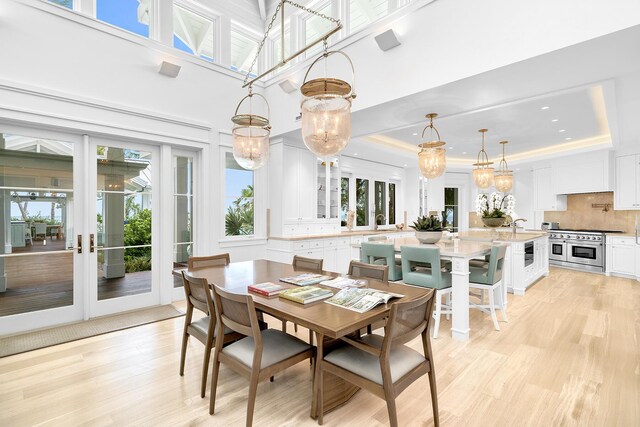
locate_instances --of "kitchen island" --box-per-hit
[457,230,549,295]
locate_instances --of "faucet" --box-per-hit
[511,218,527,234]
[374,214,386,231]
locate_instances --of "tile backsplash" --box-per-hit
[544,192,638,232]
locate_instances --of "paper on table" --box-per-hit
[319,277,367,289]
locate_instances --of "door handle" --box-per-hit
[76,234,82,254]
[90,234,95,253]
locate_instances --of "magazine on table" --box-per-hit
[247,282,287,297]
[319,277,367,289]
[279,286,334,304]
[325,288,404,313]
[280,273,332,286]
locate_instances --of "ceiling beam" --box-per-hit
[257,0,267,21]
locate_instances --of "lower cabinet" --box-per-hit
[607,236,638,277]
[267,237,352,274]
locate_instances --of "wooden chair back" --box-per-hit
[211,285,261,345]
[384,291,435,347]
[292,255,323,272]
[348,260,389,283]
[188,253,230,269]
[181,271,212,314]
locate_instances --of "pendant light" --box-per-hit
[300,42,356,158]
[417,113,446,179]
[231,88,271,170]
[494,140,513,192]
[472,129,494,189]
[229,1,345,169]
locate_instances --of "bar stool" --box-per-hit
[361,242,402,281]
[469,244,508,331]
[400,246,451,339]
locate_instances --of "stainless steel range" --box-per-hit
[548,229,616,273]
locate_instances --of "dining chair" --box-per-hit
[400,246,452,339]
[33,222,46,241]
[361,242,402,281]
[188,253,230,269]
[318,290,439,427]
[348,260,389,334]
[209,284,314,426]
[469,244,508,331]
[180,271,245,398]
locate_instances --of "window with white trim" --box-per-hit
[349,0,390,33]
[224,152,254,236]
[173,4,216,62]
[96,0,151,38]
[303,1,332,58]
[173,155,194,283]
[230,29,259,75]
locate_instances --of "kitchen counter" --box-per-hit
[605,232,636,237]
[269,229,410,241]
[457,230,548,243]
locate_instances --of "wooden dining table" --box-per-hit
[187,259,432,419]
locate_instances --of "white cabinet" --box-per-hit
[316,159,340,220]
[533,168,567,211]
[283,146,316,222]
[614,154,640,210]
[551,151,613,195]
[267,236,353,274]
[607,236,638,277]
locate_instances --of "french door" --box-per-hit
[88,139,160,317]
[0,129,161,335]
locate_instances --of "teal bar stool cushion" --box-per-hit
[400,246,451,290]
[469,245,507,285]
[361,242,402,281]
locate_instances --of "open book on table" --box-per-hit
[324,288,404,313]
[319,277,367,289]
[280,273,332,286]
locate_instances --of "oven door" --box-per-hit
[549,240,567,262]
[567,242,603,267]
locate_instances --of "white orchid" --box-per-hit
[476,193,516,217]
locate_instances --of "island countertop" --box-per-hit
[456,230,548,243]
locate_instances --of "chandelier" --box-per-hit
[231,89,270,170]
[417,113,446,179]
[494,140,513,192]
[300,43,356,158]
[230,1,347,168]
[472,129,494,189]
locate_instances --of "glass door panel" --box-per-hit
[0,131,82,329]
[173,155,193,288]
[95,145,154,303]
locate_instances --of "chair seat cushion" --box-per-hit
[402,270,452,290]
[222,329,310,369]
[190,316,234,337]
[324,334,426,385]
[372,258,387,266]
[469,266,492,285]
[469,259,489,268]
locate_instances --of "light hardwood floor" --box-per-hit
[0,267,638,426]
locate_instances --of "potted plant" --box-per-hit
[410,215,444,244]
[476,193,515,228]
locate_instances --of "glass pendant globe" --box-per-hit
[301,94,351,158]
[494,173,513,192]
[473,167,495,189]
[232,125,270,170]
[418,147,446,179]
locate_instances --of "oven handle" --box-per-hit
[567,242,603,247]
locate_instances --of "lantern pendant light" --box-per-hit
[417,113,446,179]
[300,41,356,158]
[472,129,495,189]
[494,140,513,192]
[231,87,271,170]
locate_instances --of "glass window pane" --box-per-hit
[225,152,254,236]
[231,30,259,75]
[356,178,369,226]
[388,183,396,224]
[349,0,390,33]
[442,187,459,232]
[271,26,291,68]
[97,0,150,38]
[374,181,386,225]
[173,5,215,62]
[304,2,332,57]
[341,177,349,226]
[174,156,193,267]
[49,0,72,9]
[1,132,75,317]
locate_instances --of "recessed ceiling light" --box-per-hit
[462,151,467,155]
[551,119,559,122]
[412,132,418,136]
[516,168,521,171]
[448,147,453,150]
[565,137,572,141]
[403,164,407,167]
[559,129,566,133]
[541,106,550,110]
[354,153,358,156]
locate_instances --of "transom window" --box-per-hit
[349,0,390,33]
[230,29,259,75]
[173,4,215,62]
[96,0,150,38]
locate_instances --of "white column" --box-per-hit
[510,242,526,295]
[450,257,470,341]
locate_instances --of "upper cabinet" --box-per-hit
[316,159,340,220]
[552,151,614,195]
[615,154,640,210]
[533,167,567,211]
[283,145,316,222]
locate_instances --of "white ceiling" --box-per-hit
[279,23,640,168]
